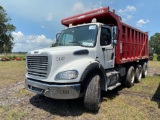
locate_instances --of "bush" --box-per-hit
[12,55,16,60]
[0,54,26,61]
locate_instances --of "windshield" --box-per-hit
[57,25,98,47]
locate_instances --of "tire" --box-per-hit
[142,62,148,78]
[135,65,142,83]
[125,66,135,88]
[84,73,101,112]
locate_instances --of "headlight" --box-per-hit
[55,70,78,80]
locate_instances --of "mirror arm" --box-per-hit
[56,33,61,43]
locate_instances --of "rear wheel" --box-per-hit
[135,65,142,83]
[84,73,101,112]
[125,66,135,88]
[142,62,148,78]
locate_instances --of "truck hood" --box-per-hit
[26,46,96,82]
[29,46,88,55]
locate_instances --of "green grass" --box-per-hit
[148,60,160,68]
[0,106,26,120]
[15,88,30,97]
[7,107,26,120]
[99,75,160,120]
[0,61,26,88]
[122,76,160,94]
[100,96,147,120]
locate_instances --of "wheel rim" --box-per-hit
[144,65,147,76]
[131,70,135,83]
[138,69,142,80]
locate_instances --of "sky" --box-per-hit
[0,0,159,52]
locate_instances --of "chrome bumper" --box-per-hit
[25,79,81,99]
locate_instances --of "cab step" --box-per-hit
[107,82,121,90]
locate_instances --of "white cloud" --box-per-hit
[12,31,24,41]
[126,5,136,12]
[126,15,133,19]
[46,13,54,21]
[118,5,136,23]
[73,2,85,13]
[72,2,90,14]
[136,19,150,27]
[118,5,136,14]
[122,15,133,22]
[12,31,54,52]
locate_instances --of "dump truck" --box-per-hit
[25,6,148,111]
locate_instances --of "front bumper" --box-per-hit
[25,78,81,99]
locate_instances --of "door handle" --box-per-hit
[102,48,105,51]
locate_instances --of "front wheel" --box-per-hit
[84,73,101,112]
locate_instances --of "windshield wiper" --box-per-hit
[69,42,86,47]
[69,42,80,44]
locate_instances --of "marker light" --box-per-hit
[91,18,97,23]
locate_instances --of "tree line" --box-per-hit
[149,33,160,55]
[0,6,15,53]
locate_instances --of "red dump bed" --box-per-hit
[61,7,148,64]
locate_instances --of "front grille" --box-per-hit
[27,56,48,78]
[28,70,47,77]
[27,56,48,70]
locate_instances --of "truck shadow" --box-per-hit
[102,85,125,100]
[30,94,91,116]
[29,86,125,116]
[151,83,160,108]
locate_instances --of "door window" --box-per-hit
[100,27,111,46]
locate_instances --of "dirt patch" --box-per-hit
[119,90,152,99]
[119,90,160,100]
[148,67,160,76]
[0,82,26,106]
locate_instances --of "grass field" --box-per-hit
[0,61,26,88]
[0,60,160,120]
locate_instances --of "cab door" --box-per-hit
[100,26,115,69]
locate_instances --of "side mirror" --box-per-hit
[112,26,118,46]
[56,33,61,43]
[112,26,118,40]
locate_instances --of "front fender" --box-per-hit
[80,61,107,91]
[50,58,97,83]
[80,62,106,81]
